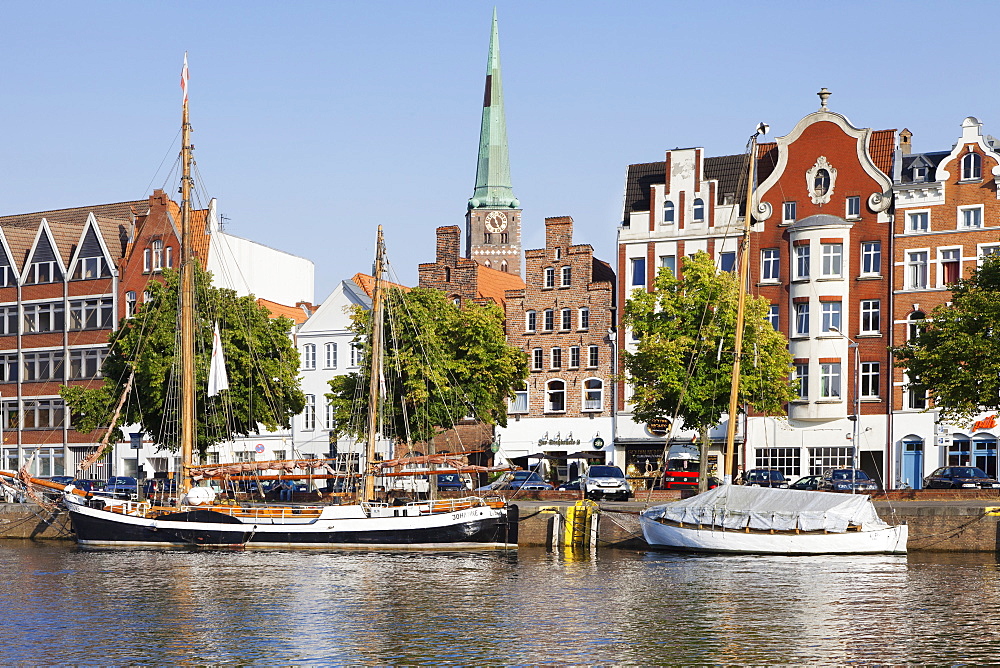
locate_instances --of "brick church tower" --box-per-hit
[465,8,522,276]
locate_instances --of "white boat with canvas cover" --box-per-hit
[640,485,907,554]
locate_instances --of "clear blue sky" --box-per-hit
[3,1,997,302]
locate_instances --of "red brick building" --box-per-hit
[418,226,524,309]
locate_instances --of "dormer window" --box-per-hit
[913,166,927,182]
[24,261,59,285]
[73,255,109,280]
[962,151,982,180]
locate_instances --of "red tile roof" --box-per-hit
[256,298,311,324]
[869,129,897,178]
[475,264,525,307]
[351,272,410,298]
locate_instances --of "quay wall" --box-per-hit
[0,503,74,540]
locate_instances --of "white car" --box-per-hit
[580,465,632,501]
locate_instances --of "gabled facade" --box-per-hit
[497,216,615,478]
[418,226,524,308]
[891,117,1000,487]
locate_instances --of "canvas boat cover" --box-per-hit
[640,485,887,533]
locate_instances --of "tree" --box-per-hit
[61,263,305,456]
[893,253,1000,423]
[326,287,529,446]
[622,252,794,473]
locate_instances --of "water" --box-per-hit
[2,540,999,665]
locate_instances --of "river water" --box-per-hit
[2,540,999,665]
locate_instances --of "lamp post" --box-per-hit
[830,327,860,492]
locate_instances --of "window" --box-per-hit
[550,347,562,369]
[325,342,337,369]
[569,346,580,369]
[861,241,881,275]
[783,201,797,223]
[325,399,335,430]
[143,248,151,272]
[125,291,137,318]
[532,348,543,371]
[808,446,853,475]
[24,302,65,333]
[820,363,841,398]
[0,306,15,335]
[583,378,603,411]
[0,353,17,382]
[761,248,780,281]
[941,249,961,285]
[860,300,880,334]
[794,363,809,400]
[579,307,589,330]
[73,255,108,280]
[960,206,983,229]
[302,343,316,370]
[165,246,173,268]
[663,201,675,224]
[69,349,105,379]
[546,380,566,412]
[350,343,362,367]
[510,382,528,413]
[484,232,492,244]
[767,304,779,329]
[821,301,841,333]
[962,151,982,180]
[544,267,555,288]
[0,266,11,288]
[907,251,928,289]
[500,260,508,272]
[588,345,599,368]
[68,298,113,331]
[561,266,571,287]
[907,375,927,410]
[543,309,554,331]
[444,267,451,282]
[907,211,929,232]
[21,400,66,429]
[814,169,831,196]
[693,198,705,222]
[794,245,810,279]
[981,245,1000,263]
[755,447,802,478]
[821,243,843,277]
[525,310,536,333]
[143,290,152,304]
[913,166,928,182]
[303,395,315,430]
[860,362,880,398]
[660,255,677,275]
[152,240,163,271]
[631,258,646,287]
[24,261,60,285]
[719,251,736,272]
[794,302,810,336]
[908,311,925,342]
[23,351,64,381]
[560,308,571,331]
[846,196,861,218]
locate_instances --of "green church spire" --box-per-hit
[469,8,518,210]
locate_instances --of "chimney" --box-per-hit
[899,129,912,155]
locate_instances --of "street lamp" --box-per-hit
[829,327,860,492]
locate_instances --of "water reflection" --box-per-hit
[1,540,999,664]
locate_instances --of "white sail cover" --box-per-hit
[207,322,229,396]
[641,485,887,533]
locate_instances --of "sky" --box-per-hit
[3,1,999,303]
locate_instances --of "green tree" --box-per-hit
[893,253,1000,423]
[622,251,794,450]
[61,263,305,455]
[326,287,528,445]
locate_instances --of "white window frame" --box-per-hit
[561,266,571,287]
[794,302,810,336]
[510,382,528,414]
[525,310,536,333]
[939,248,962,286]
[692,198,705,222]
[302,343,316,370]
[783,201,797,223]
[532,348,543,371]
[761,248,780,282]
[961,151,982,180]
[152,240,163,271]
[543,309,554,331]
[767,304,779,329]
[631,258,646,287]
[560,308,572,331]
[719,251,736,273]
[303,395,316,431]
[979,244,1000,265]
[660,254,677,275]
[907,250,929,289]
[350,343,362,368]
[569,346,580,369]
[860,300,880,334]
[820,243,843,278]
[794,245,810,279]
[325,342,338,369]
[550,347,562,370]
[794,363,809,400]
[861,241,881,276]
[846,195,861,219]
[959,205,983,229]
[545,379,566,413]
[544,267,555,289]
[663,200,675,224]
[587,345,599,369]
[860,362,880,399]
[578,307,589,331]
[821,301,842,333]
[907,210,930,233]
[125,291,137,318]
[582,378,603,412]
[820,363,841,399]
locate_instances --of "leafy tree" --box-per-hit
[622,252,795,474]
[893,253,1000,423]
[327,287,528,446]
[61,263,305,455]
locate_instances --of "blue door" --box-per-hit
[901,439,924,489]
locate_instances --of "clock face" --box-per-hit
[484,211,508,234]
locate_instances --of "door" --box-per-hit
[973,436,997,477]
[901,439,924,489]
[860,450,884,490]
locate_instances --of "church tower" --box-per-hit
[466,8,522,275]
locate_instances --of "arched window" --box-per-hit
[444,266,451,282]
[583,378,603,411]
[452,296,461,306]
[152,240,163,271]
[561,266,571,287]
[663,200,675,224]
[302,343,316,370]
[544,267,555,288]
[693,198,705,222]
[483,260,491,268]
[908,311,925,342]
[325,342,337,368]
[546,379,566,413]
[962,151,982,180]
[525,310,536,332]
[500,260,508,272]
[500,232,508,244]
[579,307,590,330]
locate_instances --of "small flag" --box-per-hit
[208,322,229,396]
[180,53,190,104]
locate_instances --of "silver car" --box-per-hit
[580,465,632,501]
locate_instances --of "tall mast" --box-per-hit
[362,226,386,503]
[179,53,196,495]
[724,126,764,484]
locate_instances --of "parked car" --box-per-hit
[105,476,139,500]
[48,475,74,486]
[819,468,879,492]
[142,478,177,502]
[789,475,822,491]
[923,467,1000,489]
[558,479,581,491]
[580,465,632,501]
[742,469,789,488]
[434,473,470,492]
[505,470,553,491]
[71,479,106,494]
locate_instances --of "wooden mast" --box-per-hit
[362,226,386,503]
[723,128,762,484]
[179,54,196,495]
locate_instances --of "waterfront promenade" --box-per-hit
[4,491,1000,552]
